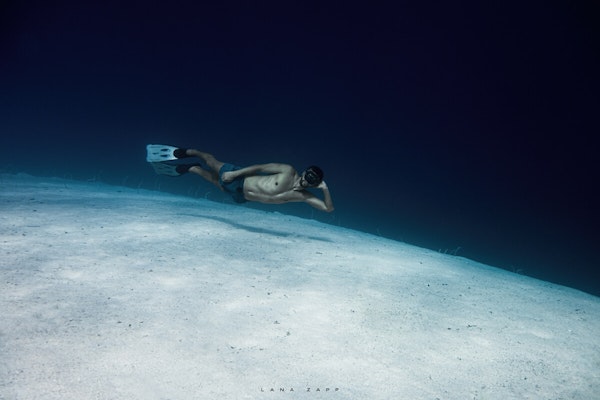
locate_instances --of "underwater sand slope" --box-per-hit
[1,174,599,399]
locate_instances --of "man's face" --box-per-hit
[301,169,320,187]
[299,174,310,188]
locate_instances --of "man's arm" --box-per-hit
[301,181,334,212]
[222,163,292,182]
[317,181,334,212]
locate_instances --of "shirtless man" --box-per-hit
[146,145,334,212]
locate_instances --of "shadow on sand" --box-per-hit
[177,213,333,242]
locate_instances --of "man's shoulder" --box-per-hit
[271,163,297,175]
[273,163,295,169]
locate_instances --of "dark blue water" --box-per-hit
[2,2,599,295]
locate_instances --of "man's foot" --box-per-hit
[175,163,201,175]
[173,148,190,159]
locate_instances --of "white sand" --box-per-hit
[1,173,599,399]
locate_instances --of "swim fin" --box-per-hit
[146,144,189,162]
[150,162,199,177]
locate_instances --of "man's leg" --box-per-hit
[185,149,226,188]
[185,149,225,171]
[188,166,219,186]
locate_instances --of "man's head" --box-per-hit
[301,165,324,187]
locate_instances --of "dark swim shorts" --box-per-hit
[218,163,247,204]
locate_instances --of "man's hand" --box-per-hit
[317,181,328,190]
[221,171,236,183]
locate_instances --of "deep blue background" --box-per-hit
[2,1,599,295]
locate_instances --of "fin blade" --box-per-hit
[146,144,178,162]
[149,162,182,176]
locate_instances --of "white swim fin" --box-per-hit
[149,162,195,176]
[146,144,180,162]
[150,162,185,176]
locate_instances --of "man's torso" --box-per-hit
[243,169,302,204]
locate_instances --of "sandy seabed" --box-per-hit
[1,174,599,399]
